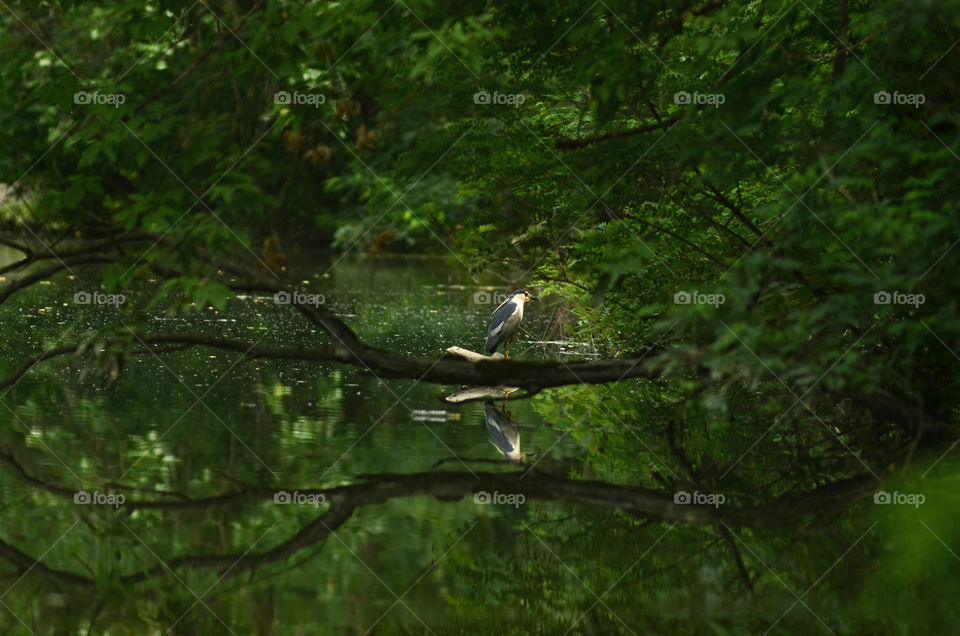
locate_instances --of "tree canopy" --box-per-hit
[2,0,957,423]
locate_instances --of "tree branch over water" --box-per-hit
[0,330,664,391]
[0,241,937,429]
[0,246,671,389]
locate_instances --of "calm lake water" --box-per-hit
[0,253,956,634]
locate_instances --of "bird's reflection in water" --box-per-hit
[482,400,530,464]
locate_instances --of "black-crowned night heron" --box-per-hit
[485,289,539,359]
[483,400,524,463]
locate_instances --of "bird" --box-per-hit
[485,289,539,359]
[483,400,524,463]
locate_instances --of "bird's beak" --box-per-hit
[530,295,540,302]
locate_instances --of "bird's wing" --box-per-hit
[483,404,519,454]
[491,294,513,314]
[500,310,522,337]
[485,301,518,351]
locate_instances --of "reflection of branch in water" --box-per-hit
[104,482,189,499]
[0,534,90,588]
[525,513,578,529]
[430,457,516,469]
[0,449,80,495]
[665,420,755,596]
[0,469,878,590]
[718,523,755,597]
[443,385,540,404]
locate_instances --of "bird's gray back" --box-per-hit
[486,300,521,351]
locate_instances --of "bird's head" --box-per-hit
[492,288,540,314]
[512,289,540,303]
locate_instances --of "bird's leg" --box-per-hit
[503,341,509,360]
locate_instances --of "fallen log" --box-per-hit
[445,346,503,362]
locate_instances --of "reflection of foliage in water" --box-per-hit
[0,257,556,632]
[0,258,954,633]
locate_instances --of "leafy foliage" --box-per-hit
[1,0,959,633]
